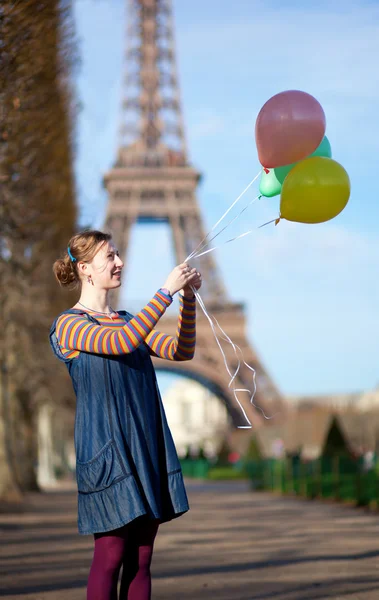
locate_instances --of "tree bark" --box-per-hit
[0,367,22,502]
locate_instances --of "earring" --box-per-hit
[87,276,92,285]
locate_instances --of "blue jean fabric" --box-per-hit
[49,310,189,535]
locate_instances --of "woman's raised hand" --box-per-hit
[162,263,201,296]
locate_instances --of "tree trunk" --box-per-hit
[11,404,40,492]
[0,369,22,502]
[37,403,57,488]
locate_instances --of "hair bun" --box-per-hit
[53,256,78,288]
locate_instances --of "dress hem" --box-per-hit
[77,469,189,535]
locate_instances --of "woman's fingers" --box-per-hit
[186,271,199,281]
[179,264,197,274]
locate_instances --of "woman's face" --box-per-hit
[86,241,124,289]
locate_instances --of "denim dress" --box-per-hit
[49,309,189,535]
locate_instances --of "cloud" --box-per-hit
[249,222,379,277]
[212,209,379,311]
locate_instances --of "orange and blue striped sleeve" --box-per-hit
[145,294,196,361]
[55,290,172,356]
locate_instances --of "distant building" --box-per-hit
[162,379,229,458]
[358,389,379,411]
[286,388,379,412]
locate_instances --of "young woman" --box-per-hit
[50,230,201,600]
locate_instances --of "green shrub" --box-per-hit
[208,466,248,480]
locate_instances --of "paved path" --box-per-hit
[1,480,379,599]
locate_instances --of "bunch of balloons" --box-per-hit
[255,90,350,224]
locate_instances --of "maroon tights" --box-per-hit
[87,518,159,600]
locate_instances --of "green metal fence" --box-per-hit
[245,456,379,507]
[180,458,210,479]
[180,456,379,507]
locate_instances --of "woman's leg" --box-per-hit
[87,527,130,600]
[119,519,159,600]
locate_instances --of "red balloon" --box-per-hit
[255,90,326,169]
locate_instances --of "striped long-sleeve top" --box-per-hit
[55,289,196,361]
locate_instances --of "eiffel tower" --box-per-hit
[103,0,284,428]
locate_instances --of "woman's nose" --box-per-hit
[116,254,124,268]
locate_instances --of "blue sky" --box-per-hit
[73,0,379,397]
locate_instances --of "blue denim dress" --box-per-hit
[49,309,189,535]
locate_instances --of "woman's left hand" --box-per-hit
[181,269,202,298]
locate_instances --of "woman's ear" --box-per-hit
[77,261,87,276]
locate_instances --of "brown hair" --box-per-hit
[53,230,112,289]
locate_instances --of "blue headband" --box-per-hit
[67,246,76,262]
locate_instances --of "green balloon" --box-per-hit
[259,136,332,198]
[259,168,282,197]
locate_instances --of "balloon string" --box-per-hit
[190,193,261,259]
[185,170,280,427]
[189,193,261,260]
[193,230,254,259]
[185,170,262,262]
[190,211,281,259]
[258,218,278,229]
[191,286,278,428]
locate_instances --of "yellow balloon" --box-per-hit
[280,156,350,224]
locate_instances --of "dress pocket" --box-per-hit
[76,439,128,494]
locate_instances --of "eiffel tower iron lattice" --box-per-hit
[103,0,284,428]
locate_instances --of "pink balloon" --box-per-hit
[255,90,326,169]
